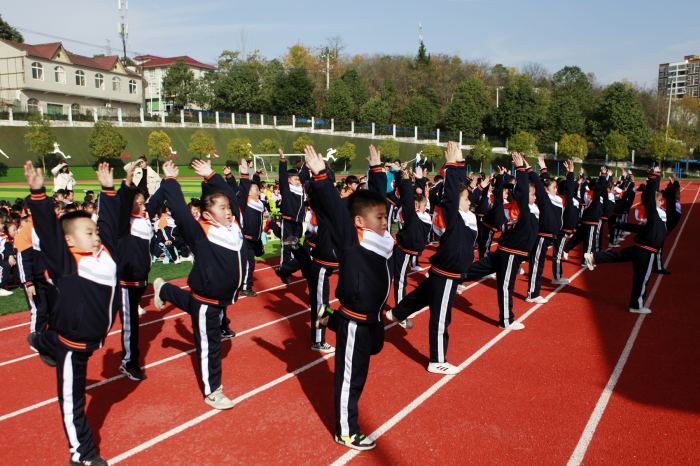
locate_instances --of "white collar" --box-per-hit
[359,228,394,259]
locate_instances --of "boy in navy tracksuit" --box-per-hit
[525,157,563,303]
[276,149,306,282]
[654,175,681,274]
[565,169,608,265]
[393,165,432,304]
[25,161,120,466]
[596,178,614,252]
[114,165,166,381]
[464,153,539,330]
[478,169,508,258]
[586,167,666,314]
[235,170,265,297]
[307,144,391,451]
[387,142,477,374]
[153,159,250,410]
[552,161,578,284]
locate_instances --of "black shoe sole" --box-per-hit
[119,365,147,381]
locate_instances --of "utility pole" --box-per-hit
[118,0,129,64]
[106,39,112,57]
[665,72,676,141]
[418,22,423,46]
[320,49,335,90]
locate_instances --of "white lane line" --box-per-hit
[0,322,30,332]
[0,353,37,366]
[328,265,591,466]
[566,187,699,466]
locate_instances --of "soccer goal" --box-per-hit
[252,153,305,181]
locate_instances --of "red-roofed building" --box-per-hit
[134,55,216,115]
[0,38,146,115]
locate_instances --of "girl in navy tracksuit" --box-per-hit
[565,172,607,265]
[587,168,666,313]
[153,160,249,409]
[478,170,508,258]
[596,177,614,252]
[552,166,579,283]
[26,162,120,466]
[655,176,681,273]
[237,173,265,296]
[277,152,306,277]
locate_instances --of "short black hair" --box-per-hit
[345,175,359,185]
[347,189,387,218]
[60,210,93,235]
[288,169,299,177]
[56,189,66,196]
[434,175,444,182]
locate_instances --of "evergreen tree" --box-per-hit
[215,64,259,113]
[340,68,370,119]
[256,59,285,114]
[445,76,492,136]
[272,68,316,118]
[359,97,391,125]
[546,94,586,142]
[415,41,431,67]
[322,79,354,121]
[382,79,402,123]
[590,82,650,152]
[403,96,440,130]
[424,88,441,111]
[493,74,539,137]
[161,59,195,109]
[551,66,595,116]
[0,14,23,42]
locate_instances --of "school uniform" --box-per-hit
[479,174,506,259]
[240,175,265,292]
[653,180,681,272]
[157,172,248,395]
[552,171,578,280]
[526,167,563,300]
[596,188,615,252]
[115,180,166,372]
[608,184,631,245]
[309,165,392,439]
[565,174,607,264]
[392,161,478,362]
[28,185,121,464]
[593,172,666,310]
[0,233,15,288]
[278,157,305,272]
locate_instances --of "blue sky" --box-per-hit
[4,0,699,86]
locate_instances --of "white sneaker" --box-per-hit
[386,309,413,329]
[153,278,166,310]
[563,252,569,260]
[0,289,13,296]
[608,243,620,248]
[173,258,182,264]
[410,266,422,272]
[551,278,570,285]
[427,362,460,375]
[499,321,525,330]
[622,231,631,236]
[137,306,146,316]
[629,307,651,314]
[518,267,525,275]
[456,284,467,295]
[204,385,234,410]
[181,254,194,262]
[487,273,496,279]
[525,296,549,304]
[584,253,595,271]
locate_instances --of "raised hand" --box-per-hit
[538,155,546,169]
[367,144,381,166]
[415,165,424,179]
[400,169,409,180]
[125,161,135,186]
[192,159,214,179]
[239,157,248,175]
[23,161,44,191]
[95,162,114,188]
[162,160,179,178]
[601,166,608,175]
[512,152,523,168]
[303,145,325,176]
[445,141,458,164]
[222,165,232,176]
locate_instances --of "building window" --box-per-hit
[149,70,155,78]
[95,73,104,90]
[31,62,43,80]
[128,79,138,94]
[113,77,121,92]
[47,103,63,115]
[75,70,86,87]
[27,98,40,113]
[54,66,65,84]
[71,103,81,115]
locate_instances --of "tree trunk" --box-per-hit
[41,154,46,175]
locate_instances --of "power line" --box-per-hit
[13,26,149,57]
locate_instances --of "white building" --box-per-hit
[658,55,700,99]
[134,55,216,115]
[0,38,146,115]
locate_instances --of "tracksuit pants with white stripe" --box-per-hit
[527,236,552,300]
[564,223,598,264]
[308,261,334,344]
[477,223,496,259]
[119,286,146,370]
[334,313,384,438]
[466,249,522,327]
[595,219,608,252]
[551,231,570,280]
[593,246,656,310]
[160,283,223,396]
[243,240,257,291]
[393,246,416,306]
[34,330,97,463]
[391,274,458,363]
[24,278,56,334]
[280,219,303,267]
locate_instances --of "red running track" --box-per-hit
[0,182,698,465]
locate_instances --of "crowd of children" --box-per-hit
[6,141,682,464]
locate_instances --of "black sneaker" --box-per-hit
[334,432,376,451]
[240,289,257,297]
[221,327,236,339]
[27,333,56,367]
[283,236,300,250]
[120,363,147,381]
[654,268,671,275]
[275,268,291,285]
[69,454,108,466]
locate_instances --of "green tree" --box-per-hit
[335,141,356,172]
[87,120,128,160]
[0,14,23,42]
[292,134,315,153]
[590,82,650,152]
[340,68,370,119]
[162,58,195,109]
[647,127,685,163]
[382,79,402,123]
[215,64,259,113]
[415,40,431,67]
[603,131,629,162]
[422,144,443,172]
[189,130,216,159]
[359,97,391,125]
[378,138,400,162]
[147,130,171,174]
[546,94,586,142]
[273,68,316,118]
[227,137,253,160]
[559,133,588,160]
[445,76,492,136]
[491,64,510,87]
[424,88,441,111]
[493,74,540,137]
[256,138,282,154]
[24,113,56,173]
[550,66,595,116]
[322,79,354,120]
[508,131,539,157]
[192,70,219,111]
[403,96,440,130]
[470,138,493,171]
[256,59,285,114]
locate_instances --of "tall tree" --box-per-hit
[0,14,23,42]
[415,41,431,67]
[403,96,440,130]
[590,82,650,152]
[551,66,595,116]
[381,79,402,123]
[215,64,259,113]
[272,68,316,118]
[322,79,354,121]
[445,76,492,136]
[87,120,128,160]
[423,88,441,111]
[162,59,195,110]
[192,69,219,111]
[493,74,539,137]
[256,59,285,114]
[545,94,586,142]
[340,68,370,119]
[359,97,391,125]
[24,113,56,173]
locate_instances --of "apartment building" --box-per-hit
[0,38,146,115]
[134,55,216,115]
[658,55,700,99]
